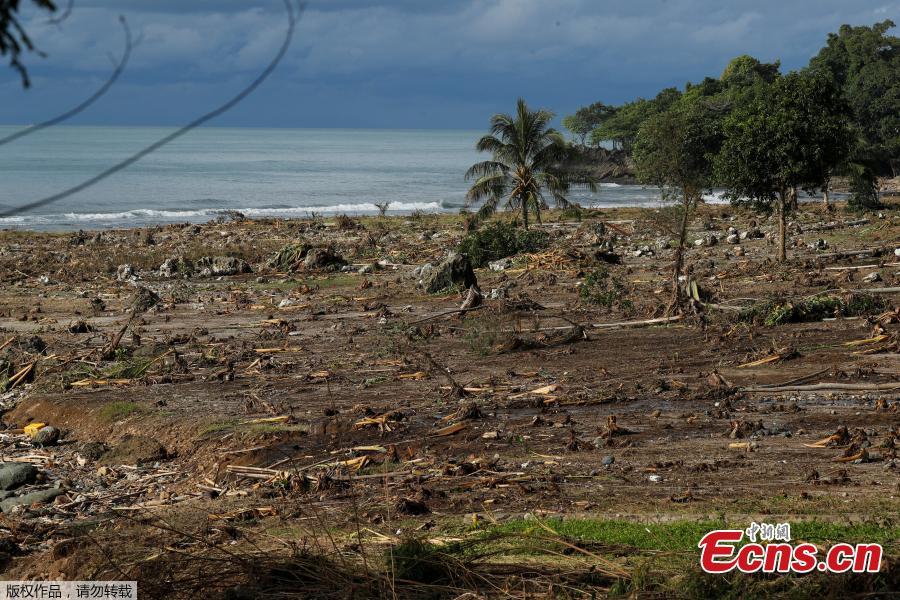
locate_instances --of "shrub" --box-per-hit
[740,293,886,326]
[580,267,633,311]
[458,221,548,268]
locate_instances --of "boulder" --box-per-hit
[158,256,194,278]
[420,252,477,294]
[0,488,64,513]
[0,463,37,491]
[31,426,60,447]
[196,256,252,277]
[488,258,512,272]
[303,247,347,270]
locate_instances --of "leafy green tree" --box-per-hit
[465,98,597,229]
[562,101,614,146]
[634,95,721,310]
[1,0,57,87]
[716,72,851,261]
[809,20,900,206]
[590,88,682,152]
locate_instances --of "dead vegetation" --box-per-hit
[0,202,898,596]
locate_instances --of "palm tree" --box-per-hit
[465,98,596,229]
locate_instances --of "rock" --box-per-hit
[863,272,882,283]
[67,320,92,334]
[358,264,375,274]
[601,455,615,466]
[116,264,136,281]
[489,287,508,300]
[894,248,900,257]
[633,245,654,257]
[420,252,477,294]
[0,488,65,513]
[812,239,829,251]
[648,474,662,483]
[694,234,718,247]
[100,435,168,466]
[733,246,746,257]
[488,258,513,272]
[31,426,60,446]
[726,233,740,244]
[75,441,108,464]
[196,256,252,277]
[131,286,161,313]
[742,228,764,240]
[727,226,738,235]
[0,463,37,490]
[302,247,346,270]
[655,238,671,250]
[158,256,194,278]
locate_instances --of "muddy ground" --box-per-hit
[0,201,898,596]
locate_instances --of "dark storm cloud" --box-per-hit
[1,0,898,128]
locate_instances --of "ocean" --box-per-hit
[0,125,762,231]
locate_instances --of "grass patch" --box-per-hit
[99,401,145,422]
[579,267,634,311]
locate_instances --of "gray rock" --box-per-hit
[31,426,60,447]
[303,247,346,270]
[158,256,194,278]
[358,264,375,274]
[726,233,740,244]
[863,272,882,283]
[420,252,477,294]
[116,264,136,282]
[488,258,512,272]
[0,488,64,513]
[0,463,37,491]
[196,256,252,277]
[601,455,615,466]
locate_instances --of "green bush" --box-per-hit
[457,221,548,268]
[580,267,633,310]
[741,293,885,326]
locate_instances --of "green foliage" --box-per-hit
[579,267,632,310]
[466,98,596,228]
[457,221,548,268]
[633,94,721,205]
[809,20,900,177]
[848,162,884,210]
[562,101,614,146]
[740,294,885,326]
[267,242,309,271]
[717,71,851,209]
[387,540,464,585]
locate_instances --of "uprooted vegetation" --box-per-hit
[740,293,887,326]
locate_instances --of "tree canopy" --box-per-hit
[715,71,852,260]
[562,102,614,146]
[466,98,596,229]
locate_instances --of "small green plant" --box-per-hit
[580,267,633,311]
[458,221,548,268]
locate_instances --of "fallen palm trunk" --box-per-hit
[743,382,900,393]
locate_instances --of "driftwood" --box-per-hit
[743,382,900,393]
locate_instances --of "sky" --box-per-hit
[0,0,898,129]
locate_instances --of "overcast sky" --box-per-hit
[1,0,897,129]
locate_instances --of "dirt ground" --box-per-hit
[0,200,898,597]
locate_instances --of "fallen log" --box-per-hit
[743,382,900,393]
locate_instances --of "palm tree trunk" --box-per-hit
[521,199,529,230]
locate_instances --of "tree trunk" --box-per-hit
[670,195,692,312]
[822,184,830,208]
[521,199,529,230]
[777,190,787,262]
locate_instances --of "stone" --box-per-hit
[31,426,60,447]
[726,233,740,244]
[358,264,375,274]
[303,247,347,270]
[196,256,252,277]
[116,264,136,282]
[158,256,194,278]
[733,246,746,257]
[420,252,477,294]
[488,258,512,272]
[863,272,882,283]
[601,455,615,466]
[0,463,37,491]
[0,488,65,513]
